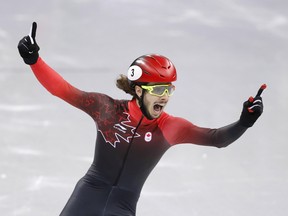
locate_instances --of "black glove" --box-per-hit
[18,22,40,65]
[239,84,266,127]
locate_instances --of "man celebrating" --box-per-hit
[18,22,265,216]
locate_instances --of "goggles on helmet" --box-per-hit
[141,84,176,97]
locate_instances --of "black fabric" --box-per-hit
[60,176,139,216]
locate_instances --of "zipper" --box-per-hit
[113,115,144,186]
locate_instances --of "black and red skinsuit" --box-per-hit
[30,58,248,216]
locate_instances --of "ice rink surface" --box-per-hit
[1,0,288,215]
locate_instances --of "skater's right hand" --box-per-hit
[18,22,40,65]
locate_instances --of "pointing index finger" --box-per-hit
[29,22,37,44]
[255,84,267,97]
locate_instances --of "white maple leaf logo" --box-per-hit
[98,112,140,148]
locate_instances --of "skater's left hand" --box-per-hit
[239,84,266,127]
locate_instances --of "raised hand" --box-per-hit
[240,84,266,127]
[18,22,40,65]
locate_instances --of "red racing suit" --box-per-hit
[30,58,248,216]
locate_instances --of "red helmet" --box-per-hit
[127,54,177,83]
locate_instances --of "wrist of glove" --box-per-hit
[17,22,40,65]
[239,96,264,127]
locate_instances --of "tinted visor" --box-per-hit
[141,84,175,96]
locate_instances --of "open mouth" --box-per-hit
[153,103,164,113]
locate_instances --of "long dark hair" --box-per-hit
[116,74,137,97]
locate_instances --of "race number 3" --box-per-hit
[128,65,142,81]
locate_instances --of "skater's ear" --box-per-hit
[135,85,143,98]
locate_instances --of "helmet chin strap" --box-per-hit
[136,90,154,120]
